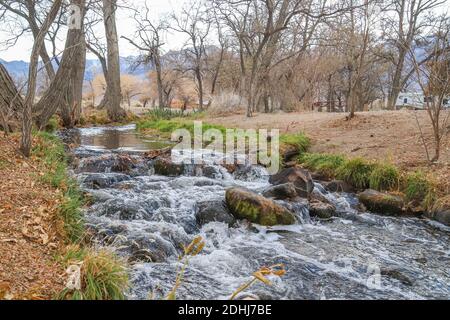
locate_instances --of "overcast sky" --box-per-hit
[0,0,191,62]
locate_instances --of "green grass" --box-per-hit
[336,158,376,190]
[145,108,206,121]
[299,153,346,179]
[58,246,128,300]
[369,163,400,191]
[137,118,227,139]
[280,133,311,154]
[32,132,129,300]
[405,171,431,202]
[33,132,85,243]
[404,171,437,209]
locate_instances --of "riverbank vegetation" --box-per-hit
[298,152,439,210]
[0,132,128,300]
[35,132,129,300]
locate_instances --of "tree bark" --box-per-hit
[102,0,126,121]
[21,0,62,156]
[34,0,86,129]
[0,62,24,131]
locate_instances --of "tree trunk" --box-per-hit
[0,63,24,131]
[21,0,62,156]
[102,0,126,122]
[34,0,86,129]
[154,52,165,109]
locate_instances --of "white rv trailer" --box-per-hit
[396,92,450,110]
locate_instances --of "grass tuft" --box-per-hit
[369,163,400,191]
[299,153,346,179]
[58,246,128,300]
[336,158,375,190]
[280,133,311,154]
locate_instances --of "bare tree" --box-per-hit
[21,0,62,156]
[102,0,126,121]
[171,0,211,111]
[412,19,450,162]
[383,0,446,110]
[121,2,168,108]
[34,0,87,129]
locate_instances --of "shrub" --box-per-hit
[299,153,346,179]
[337,158,375,189]
[59,246,128,300]
[369,163,400,191]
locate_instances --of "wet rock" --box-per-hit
[381,268,414,286]
[269,167,314,198]
[85,190,115,203]
[128,235,178,263]
[309,201,336,219]
[324,180,355,193]
[262,183,298,201]
[427,195,450,226]
[234,165,268,181]
[225,187,296,226]
[79,173,131,189]
[94,198,154,220]
[358,190,405,216]
[195,200,236,227]
[76,153,149,176]
[199,166,223,179]
[153,158,184,176]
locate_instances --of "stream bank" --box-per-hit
[58,124,450,300]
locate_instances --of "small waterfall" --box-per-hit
[68,125,450,300]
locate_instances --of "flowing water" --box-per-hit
[65,125,450,300]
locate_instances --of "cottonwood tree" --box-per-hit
[171,0,211,111]
[34,0,87,128]
[412,20,450,163]
[120,74,141,108]
[0,0,57,79]
[383,0,447,110]
[102,0,126,121]
[21,0,62,156]
[121,2,169,108]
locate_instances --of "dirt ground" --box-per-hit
[0,136,65,300]
[206,110,450,192]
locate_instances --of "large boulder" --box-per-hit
[262,183,298,201]
[153,158,184,176]
[225,187,296,226]
[427,195,450,226]
[309,201,336,219]
[269,167,314,198]
[358,189,404,216]
[195,200,236,227]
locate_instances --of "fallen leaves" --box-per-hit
[0,135,65,300]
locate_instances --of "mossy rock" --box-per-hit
[153,158,184,176]
[358,189,405,216]
[428,195,450,226]
[225,187,296,226]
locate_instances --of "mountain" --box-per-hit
[0,56,151,81]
